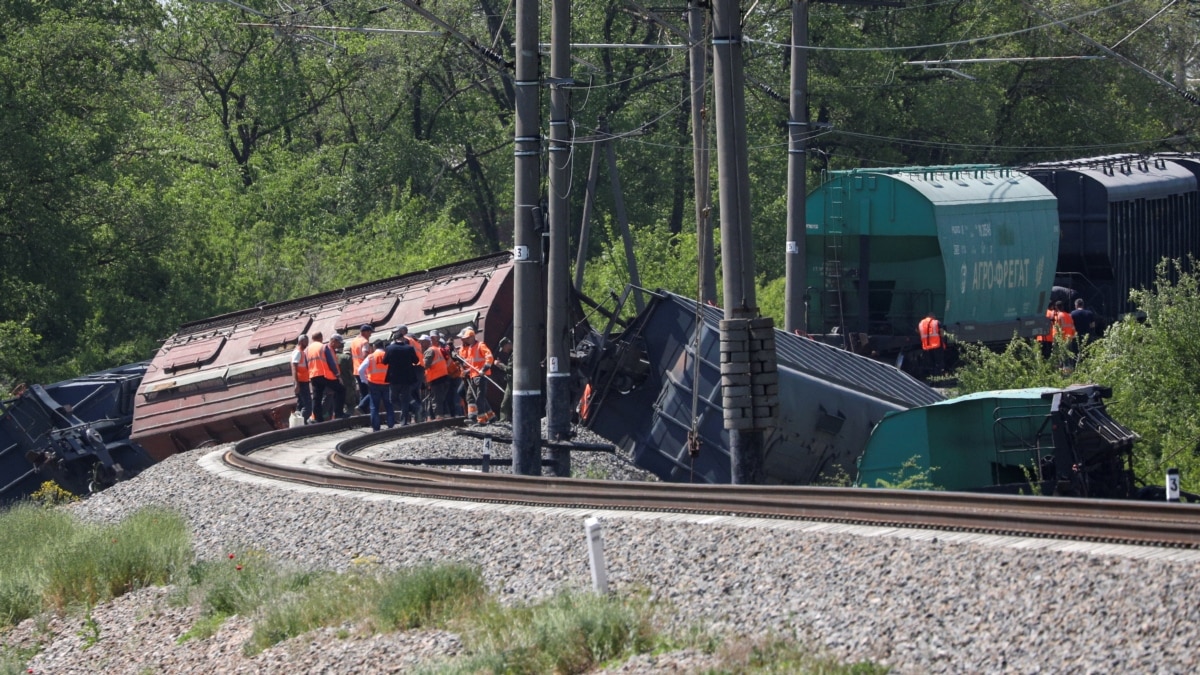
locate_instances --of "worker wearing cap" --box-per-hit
[309,333,347,422]
[349,325,374,414]
[291,334,312,423]
[457,328,495,425]
[384,328,422,425]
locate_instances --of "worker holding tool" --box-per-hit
[456,328,496,425]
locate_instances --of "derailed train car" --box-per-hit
[0,363,154,503]
[131,253,515,460]
[581,291,945,484]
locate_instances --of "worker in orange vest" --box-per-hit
[290,333,312,423]
[918,312,945,376]
[362,339,393,431]
[423,332,452,419]
[307,333,346,423]
[457,328,496,425]
[349,324,374,414]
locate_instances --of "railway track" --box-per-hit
[224,418,1200,549]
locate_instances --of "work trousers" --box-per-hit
[390,381,421,425]
[367,382,394,431]
[295,380,312,420]
[311,376,346,422]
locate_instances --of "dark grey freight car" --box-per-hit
[1022,154,1200,324]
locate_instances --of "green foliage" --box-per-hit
[954,335,1081,395]
[708,636,890,674]
[1079,259,1200,489]
[451,591,658,675]
[870,456,942,491]
[0,505,191,627]
[375,563,486,631]
[2,0,1198,394]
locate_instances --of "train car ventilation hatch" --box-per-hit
[141,368,228,401]
[336,297,399,333]
[248,316,312,352]
[422,277,487,313]
[162,337,225,372]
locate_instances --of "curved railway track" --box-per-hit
[223,418,1200,549]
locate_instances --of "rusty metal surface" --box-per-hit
[133,253,514,460]
[224,424,1200,549]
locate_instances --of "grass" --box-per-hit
[0,504,192,627]
[0,505,887,673]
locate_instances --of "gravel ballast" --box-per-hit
[4,424,1199,673]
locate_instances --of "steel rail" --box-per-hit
[224,421,1200,548]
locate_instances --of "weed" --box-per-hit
[29,481,78,508]
[709,635,890,674]
[78,612,101,650]
[873,455,942,491]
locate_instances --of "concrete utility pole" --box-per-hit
[511,0,542,476]
[784,0,808,333]
[545,0,573,466]
[711,0,777,484]
[688,1,716,304]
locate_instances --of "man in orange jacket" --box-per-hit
[457,328,496,425]
[917,312,945,376]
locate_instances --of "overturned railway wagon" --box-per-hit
[0,363,154,503]
[583,291,944,484]
[131,253,515,460]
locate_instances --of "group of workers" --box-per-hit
[290,323,515,431]
[918,297,1102,376]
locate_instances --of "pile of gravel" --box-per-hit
[5,427,1200,673]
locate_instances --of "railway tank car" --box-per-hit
[803,166,1060,362]
[130,252,515,460]
[1020,154,1200,324]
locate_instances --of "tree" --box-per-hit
[1080,258,1200,490]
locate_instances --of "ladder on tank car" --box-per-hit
[823,185,850,349]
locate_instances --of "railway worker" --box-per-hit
[433,331,464,418]
[457,328,496,425]
[917,312,946,376]
[290,334,312,424]
[423,332,452,419]
[349,324,374,414]
[1071,298,1099,343]
[493,337,513,423]
[337,340,358,417]
[363,339,393,431]
[307,333,347,423]
[394,324,427,422]
[1051,301,1076,341]
[384,329,422,425]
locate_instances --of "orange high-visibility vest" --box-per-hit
[365,349,388,385]
[294,345,310,383]
[425,347,448,382]
[918,317,943,350]
[306,342,337,380]
[1053,310,1076,339]
[459,341,494,375]
[349,335,371,372]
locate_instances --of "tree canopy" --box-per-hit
[1,0,1199,391]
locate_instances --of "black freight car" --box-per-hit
[1021,154,1200,324]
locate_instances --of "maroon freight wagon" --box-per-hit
[131,253,515,460]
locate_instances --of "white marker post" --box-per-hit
[1167,468,1181,503]
[482,437,492,473]
[584,517,609,594]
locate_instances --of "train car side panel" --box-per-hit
[131,253,514,460]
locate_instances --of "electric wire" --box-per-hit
[744,0,1142,52]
